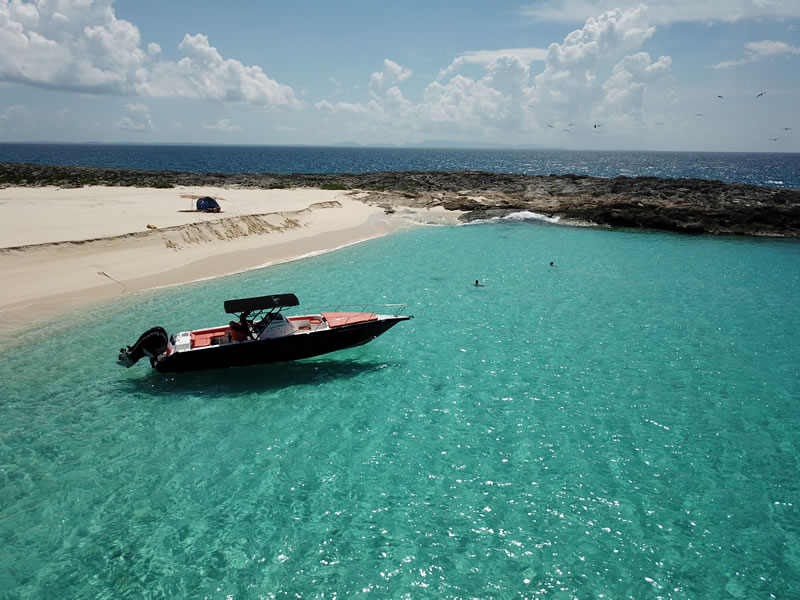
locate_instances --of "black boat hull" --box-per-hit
[154,316,408,373]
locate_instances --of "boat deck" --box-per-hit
[186,312,379,349]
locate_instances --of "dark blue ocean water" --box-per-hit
[1,143,798,188]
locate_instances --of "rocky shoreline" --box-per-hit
[2,162,799,237]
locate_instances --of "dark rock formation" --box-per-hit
[2,162,799,237]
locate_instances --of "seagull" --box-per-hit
[695,113,704,117]
[756,92,766,98]
[547,124,554,128]
[562,129,571,133]
[769,138,779,141]
[567,123,575,127]
[716,95,724,99]
[783,127,792,131]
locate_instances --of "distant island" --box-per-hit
[1,162,799,237]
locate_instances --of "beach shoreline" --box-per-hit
[0,185,461,333]
[3,158,799,333]
[3,162,799,238]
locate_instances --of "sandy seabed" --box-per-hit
[0,185,459,332]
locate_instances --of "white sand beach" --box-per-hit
[0,185,460,328]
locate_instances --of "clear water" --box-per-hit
[2,221,799,598]
[1,143,799,188]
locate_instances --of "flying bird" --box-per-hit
[562,129,571,133]
[655,122,664,125]
[567,123,575,127]
[783,127,792,131]
[547,124,554,128]
[756,92,766,98]
[769,138,779,141]
[593,123,603,128]
[695,113,704,117]
[716,95,724,99]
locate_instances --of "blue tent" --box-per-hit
[196,196,221,212]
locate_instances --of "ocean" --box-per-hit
[1,146,799,598]
[1,142,799,188]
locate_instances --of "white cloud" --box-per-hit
[202,118,241,132]
[710,39,800,69]
[528,6,668,128]
[117,102,155,132]
[313,6,671,141]
[599,52,672,122]
[0,104,29,120]
[141,34,301,108]
[0,0,301,108]
[315,100,369,114]
[438,48,548,79]
[520,0,800,25]
[369,59,412,95]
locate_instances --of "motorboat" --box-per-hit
[118,293,411,373]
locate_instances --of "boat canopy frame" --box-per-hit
[224,293,299,316]
[223,294,300,338]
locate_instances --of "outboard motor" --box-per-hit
[118,326,169,368]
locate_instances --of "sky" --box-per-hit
[0,0,798,152]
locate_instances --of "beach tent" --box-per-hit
[196,196,221,212]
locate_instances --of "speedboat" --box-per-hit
[118,293,412,373]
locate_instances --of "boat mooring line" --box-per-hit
[97,271,127,295]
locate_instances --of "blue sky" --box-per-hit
[1,0,798,151]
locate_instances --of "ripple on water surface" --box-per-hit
[1,222,799,598]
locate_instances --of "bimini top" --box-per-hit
[224,293,300,314]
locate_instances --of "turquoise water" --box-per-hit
[2,221,799,598]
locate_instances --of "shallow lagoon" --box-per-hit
[2,221,799,598]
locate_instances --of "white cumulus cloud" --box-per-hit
[369,59,412,95]
[117,102,155,132]
[529,7,668,128]
[315,99,369,114]
[437,48,548,80]
[0,0,301,108]
[141,34,301,108]
[520,0,800,25]
[313,6,671,141]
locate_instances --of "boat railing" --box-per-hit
[310,303,408,317]
[281,304,408,332]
